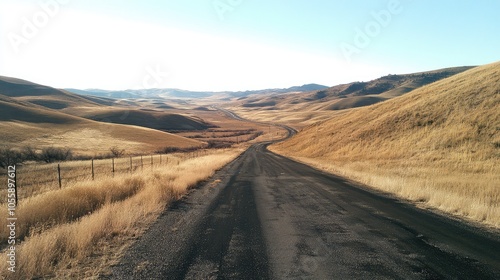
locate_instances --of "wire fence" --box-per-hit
[0,151,208,202]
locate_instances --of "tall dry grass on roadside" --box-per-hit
[0,148,242,279]
[0,152,209,201]
[271,61,500,228]
[0,176,144,245]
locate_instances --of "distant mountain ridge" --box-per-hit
[65,84,329,99]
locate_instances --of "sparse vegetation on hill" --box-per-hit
[271,62,500,228]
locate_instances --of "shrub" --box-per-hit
[0,147,23,168]
[109,146,126,157]
[22,146,39,161]
[40,147,73,163]
[156,146,202,154]
[206,141,232,149]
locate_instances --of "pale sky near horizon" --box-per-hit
[1,0,499,91]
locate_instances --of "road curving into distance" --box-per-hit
[211,106,298,139]
[110,109,500,279]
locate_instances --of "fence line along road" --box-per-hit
[0,151,208,202]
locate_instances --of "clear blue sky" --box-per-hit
[1,0,499,91]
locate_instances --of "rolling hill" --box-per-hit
[270,61,500,227]
[267,66,475,110]
[0,94,82,124]
[229,66,475,129]
[0,79,205,155]
[65,107,215,131]
[320,66,474,98]
[0,76,113,109]
[324,96,386,110]
[0,104,204,156]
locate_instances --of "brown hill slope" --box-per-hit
[0,95,203,156]
[66,108,214,131]
[0,76,105,109]
[0,94,83,124]
[230,66,474,129]
[324,96,387,110]
[317,65,475,99]
[241,66,474,110]
[271,61,500,227]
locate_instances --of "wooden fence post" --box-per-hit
[130,156,132,172]
[150,155,153,168]
[112,158,115,176]
[91,159,94,180]
[141,155,143,170]
[160,154,162,164]
[57,164,62,188]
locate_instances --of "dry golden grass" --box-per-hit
[0,148,243,279]
[0,176,144,245]
[176,109,288,143]
[230,104,346,130]
[0,153,199,200]
[0,120,203,156]
[0,96,82,124]
[0,94,205,156]
[0,75,101,110]
[61,106,213,131]
[271,61,500,228]
[227,67,474,129]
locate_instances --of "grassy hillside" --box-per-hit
[65,107,215,131]
[319,66,474,99]
[0,76,106,109]
[0,76,208,155]
[271,61,500,227]
[0,94,83,124]
[240,66,473,110]
[325,96,387,110]
[0,96,204,156]
[230,66,474,129]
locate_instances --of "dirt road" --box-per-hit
[110,141,500,279]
